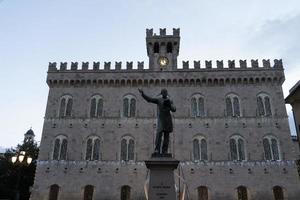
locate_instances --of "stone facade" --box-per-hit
[31,29,300,200]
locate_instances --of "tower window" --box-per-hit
[263,136,280,160]
[229,135,245,161]
[121,136,135,161]
[59,95,73,118]
[154,42,159,53]
[167,42,173,53]
[257,93,272,116]
[52,135,68,160]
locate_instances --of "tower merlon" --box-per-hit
[146,28,180,37]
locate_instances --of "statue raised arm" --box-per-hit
[139,88,176,155]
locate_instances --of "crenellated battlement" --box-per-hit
[146,28,180,37]
[181,59,283,69]
[48,59,283,72]
[48,61,146,72]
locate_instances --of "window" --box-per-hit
[273,186,284,200]
[59,95,73,117]
[237,186,248,200]
[90,95,103,118]
[263,136,280,160]
[225,94,240,117]
[123,95,136,118]
[121,136,134,161]
[167,42,173,53]
[197,186,208,200]
[257,93,272,116]
[121,185,131,200]
[230,135,245,161]
[193,136,208,161]
[191,94,205,117]
[154,42,159,53]
[83,185,94,200]
[49,184,59,200]
[52,135,68,160]
[85,136,101,161]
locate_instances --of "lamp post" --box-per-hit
[11,151,32,200]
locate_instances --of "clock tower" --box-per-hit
[146,28,180,71]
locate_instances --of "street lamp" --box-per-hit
[11,151,32,200]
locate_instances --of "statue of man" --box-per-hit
[138,88,176,154]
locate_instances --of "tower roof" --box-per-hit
[25,128,35,136]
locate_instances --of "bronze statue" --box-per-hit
[138,88,176,154]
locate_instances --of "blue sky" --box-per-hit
[0,0,299,148]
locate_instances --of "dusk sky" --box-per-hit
[0,0,299,148]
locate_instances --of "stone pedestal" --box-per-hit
[145,154,179,200]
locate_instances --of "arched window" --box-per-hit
[52,135,68,160]
[123,95,136,118]
[167,42,173,53]
[85,136,101,161]
[263,136,280,160]
[121,185,131,200]
[273,186,284,200]
[229,135,245,161]
[48,184,59,200]
[83,185,94,200]
[90,95,103,118]
[59,95,73,117]
[193,136,208,161]
[121,136,135,161]
[197,186,208,200]
[257,93,272,116]
[225,94,241,117]
[237,186,248,200]
[191,94,205,117]
[154,42,159,53]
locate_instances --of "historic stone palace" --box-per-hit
[31,28,300,200]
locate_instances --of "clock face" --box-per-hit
[158,56,169,67]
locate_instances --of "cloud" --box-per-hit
[245,14,300,66]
